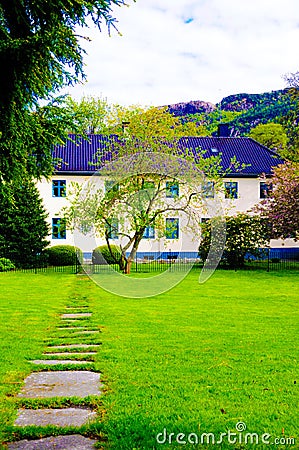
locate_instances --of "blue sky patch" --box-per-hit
[184,17,194,24]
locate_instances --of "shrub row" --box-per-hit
[0,257,15,272]
[92,245,121,265]
[1,245,121,269]
[43,244,121,266]
[44,245,83,266]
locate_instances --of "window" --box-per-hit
[260,182,272,199]
[165,218,179,239]
[201,181,215,198]
[52,218,66,239]
[142,181,155,191]
[166,181,179,198]
[106,218,119,239]
[143,225,155,239]
[105,180,119,193]
[224,181,238,199]
[52,180,66,197]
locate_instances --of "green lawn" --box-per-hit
[0,269,298,449]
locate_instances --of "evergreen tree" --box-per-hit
[0,0,128,182]
[0,180,49,267]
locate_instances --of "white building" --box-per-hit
[37,134,296,259]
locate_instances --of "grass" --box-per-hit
[0,269,298,449]
[0,272,75,446]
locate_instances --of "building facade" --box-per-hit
[37,134,296,259]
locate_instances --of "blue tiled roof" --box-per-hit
[52,134,284,176]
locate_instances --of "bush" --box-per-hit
[199,213,271,269]
[92,244,122,265]
[0,257,15,272]
[44,245,83,266]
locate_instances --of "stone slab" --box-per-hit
[18,371,101,398]
[66,305,90,308]
[30,360,92,365]
[46,344,101,349]
[7,434,97,449]
[42,352,97,357]
[73,331,99,335]
[58,319,81,322]
[58,327,87,330]
[61,313,92,319]
[14,408,96,427]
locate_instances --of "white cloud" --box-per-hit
[63,0,299,106]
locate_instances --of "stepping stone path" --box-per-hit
[61,313,92,319]
[8,435,98,449]
[14,408,97,427]
[8,304,102,449]
[30,359,93,365]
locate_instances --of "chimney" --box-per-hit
[218,123,230,137]
[122,121,130,135]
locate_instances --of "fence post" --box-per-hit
[267,248,270,272]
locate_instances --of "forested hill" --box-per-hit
[165,89,297,136]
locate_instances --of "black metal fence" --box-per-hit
[229,248,299,272]
[83,249,299,274]
[0,249,298,274]
[0,252,81,274]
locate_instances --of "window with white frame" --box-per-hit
[201,181,215,198]
[260,181,272,199]
[224,181,238,199]
[52,218,66,239]
[166,181,179,198]
[52,180,66,197]
[143,225,155,239]
[165,218,179,239]
[106,218,119,239]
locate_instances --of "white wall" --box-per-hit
[37,174,296,254]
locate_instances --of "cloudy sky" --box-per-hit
[64,0,299,107]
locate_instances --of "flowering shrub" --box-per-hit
[199,213,271,269]
[257,162,299,241]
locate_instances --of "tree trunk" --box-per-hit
[124,258,132,274]
[119,254,126,272]
[122,232,144,274]
[123,245,139,274]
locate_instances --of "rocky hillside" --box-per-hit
[166,99,215,116]
[165,89,297,136]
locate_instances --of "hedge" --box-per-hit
[44,245,83,266]
[92,244,122,265]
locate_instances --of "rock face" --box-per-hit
[166,99,216,116]
[164,88,296,136]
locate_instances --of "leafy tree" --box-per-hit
[249,123,287,153]
[257,162,299,241]
[279,113,299,162]
[180,109,242,136]
[65,95,112,134]
[65,97,209,137]
[0,0,127,181]
[199,213,271,269]
[63,106,244,274]
[279,72,299,162]
[0,180,50,267]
